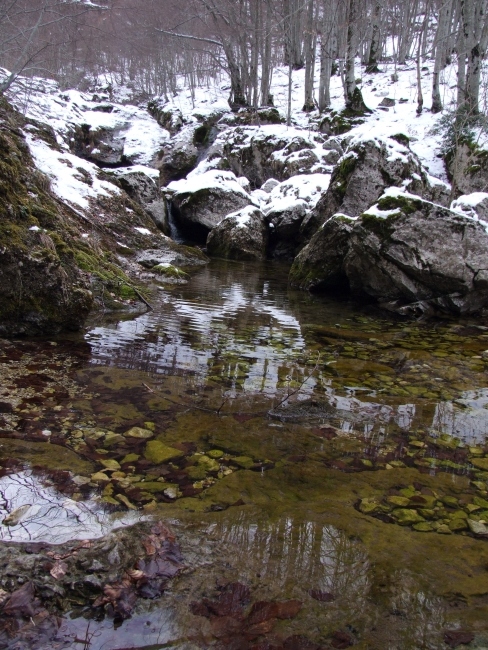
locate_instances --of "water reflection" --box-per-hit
[0,471,143,543]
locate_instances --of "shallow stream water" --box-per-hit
[2,259,488,649]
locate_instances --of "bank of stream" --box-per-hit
[1,259,488,649]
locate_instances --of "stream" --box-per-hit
[1,259,488,649]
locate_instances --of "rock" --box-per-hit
[262,178,280,193]
[412,522,434,532]
[136,238,209,271]
[219,106,284,126]
[436,524,452,534]
[156,124,199,183]
[444,630,475,648]
[147,101,184,135]
[116,171,169,235]
[100,459,121,471]
[72,123,125,165]
[304,134,447,241]
[289,214,354,291]
[196,455,220,472]
[379,97,396,107]
[206,206,268,261]
[265,174,331,260]
[449,518,468,532]
[358,499,380,514]
[211,126,336,188]
[471,458,488,472]
[451,192,488,223]
[144,441,184,464]
[169,170,253,241]
[467,519,488,535]
[231,456,255,470]
[391,508,425,525]
[386,496,411,507]
[207,449,224,459]
[449,142,488,197]
[91,472,110,482]
[2,505,32,526]
[333,189,488,316]
[125,426,154,439]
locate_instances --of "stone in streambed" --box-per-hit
[125,426,154,439]
[144,441,184,464]
[391,509,425,526]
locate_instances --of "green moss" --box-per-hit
[376,194,424,215]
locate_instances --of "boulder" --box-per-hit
[264,174,331,260]
[212,126,340,188]
[219,106,284,126]
[451,192,488,222]
[116,170,169,235]
[155,124,199,183]
[302,134,446,242]
[147,101,184,135]
[206,206,268,261]
[169,170,253,242]
[289,214,355,291]
[345,190,488,315]
[291,188,488,316]
[72,123,126,166]
[136,238,209,270]
[449,142,488,197]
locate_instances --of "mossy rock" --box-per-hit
[144,441,184,464]
[391,508,425,525]
[471,458,488,471]
[231,456,255,470]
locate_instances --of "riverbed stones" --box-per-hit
[391,508,425,525]
[125,426,154,439]
[470,458,488,471]
[206,206,268,261]
[144,440,184,464]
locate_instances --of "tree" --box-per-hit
[0,0,106,94]
[344,0,369,112]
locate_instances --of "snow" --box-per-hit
[264,173,331,215]
[134,227,153,236]
[223,205,258,229]
[168,170,252,200]
[25,133,119,210]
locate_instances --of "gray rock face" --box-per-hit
[72,124,126,165]
[450,143,488,197]
[206,206,268,261]
[136,239,209,270]
[117,171,169,235]
[169,171,253,242]
[156,125,199,183]
[292,190,488,315]
[214,126,339,188]
[147,101,184,135]
[451,193,488,222]
[268,201,308,260]
[289,215,354,291]
[302,135,446,243]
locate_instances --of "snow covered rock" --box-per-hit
[302,135,447,242]
[218,106,284,127]
[72,123,125,165]
[451,193,488,222]
[207,126,340,188]
[206,206,268,261]
[169,170,253,241]
[292,188,488,316]
[116,170,169,235]
[147,101,184,135]
[344,190,488,315]
[155,124,199,183]
[264,174,331,259]
[261,178,280,193]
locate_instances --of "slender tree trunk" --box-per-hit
[464,0,488,114]
[260,0,273,105]
[432,0,454,112]
[319,0,338,111]
[345,0,368,112]
[366,0,382,72]
[303,0,316,111]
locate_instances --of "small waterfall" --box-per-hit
[167,199,187,244]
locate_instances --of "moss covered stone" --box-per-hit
[144,441,184,464]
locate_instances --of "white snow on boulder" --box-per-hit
[168,169,253,201]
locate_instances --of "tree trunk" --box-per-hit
[345,0,368,112]
[302,0,316,111]
[432,0,454,113]
[366,0,382,73]
[319,0,338,111]
[464,0,488,114]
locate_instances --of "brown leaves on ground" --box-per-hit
[93,521,183,621]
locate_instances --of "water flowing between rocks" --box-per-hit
[1,259,488,649]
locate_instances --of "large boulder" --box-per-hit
[451,192,488,222]
[116,170,169,235]
[449,143,488,197]
[168,170,253,242]
[301,135,450,242]
[72,123,126,165]
[136,238,209,270]
[291,188,488,316]
[0,98,93,336]
[262,174,331,260]
[205,126,341,188]
[289,215,355,291]
[206,206,268,261]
